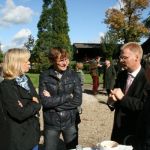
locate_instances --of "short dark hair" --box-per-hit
[48,47,70,62]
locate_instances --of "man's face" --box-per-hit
[119,48,138,72]
[54,55,69,72]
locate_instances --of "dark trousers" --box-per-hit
[92,75,99,94]
[44,126,77,150]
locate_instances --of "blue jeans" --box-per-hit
[44,126,77,150]
[32,145,38,150]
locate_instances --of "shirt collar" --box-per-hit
[129,65,141,78]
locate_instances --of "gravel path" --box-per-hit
[78,88,114,148]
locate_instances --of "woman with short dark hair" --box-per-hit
[39,47,82,150]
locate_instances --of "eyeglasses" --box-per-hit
[119,56,129,60]
[56,58,69,64]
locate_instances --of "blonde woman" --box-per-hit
[0,48,41,150]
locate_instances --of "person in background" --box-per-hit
[39,47,82,150]
[89,56,102,95]
[107,42,147,145]
[74,62,84,144]
[0,48,41,150]
[75,62,85,92]
[103,59,116,95]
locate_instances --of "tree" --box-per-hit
[24,35,36,70]
[24,34,35,51]
[51,0,71,50]
[0,52,3,63]
[100,31,119,60]
[33,0,71,71]
[104,0,150,43]
[144,16,150,28]
[0,42,3,63]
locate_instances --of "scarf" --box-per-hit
[16,75,30,92]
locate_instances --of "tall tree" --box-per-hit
[24,34,35,51]
[100,31,118,60]
[51,0,71,50]
[104,0,150,43]
[33,0,71,71]
[143,11,150,29]
[24,35,36,70]
[0,42,3,63]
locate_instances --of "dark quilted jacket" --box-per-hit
[39,66,82,130]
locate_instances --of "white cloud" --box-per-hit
[99,32,105,38]
[1,44,10,52]
[90,32,105,43]
[1,28,31,51]
[12,28,31,45]
[0,0,34,26]
[112,0,124,10]
[72,32,106,44]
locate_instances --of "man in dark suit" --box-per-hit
[107,42,147,145]
[134,61,150,150]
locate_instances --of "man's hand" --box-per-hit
[111,88,124,100]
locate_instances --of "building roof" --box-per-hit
[73,43,100,49]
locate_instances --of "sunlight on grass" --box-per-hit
[27,73,98,88]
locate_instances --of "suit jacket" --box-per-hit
[111,67,147,145]
[0,76,41,150]
[134,85,150,150]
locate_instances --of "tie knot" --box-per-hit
[128,73,134,78]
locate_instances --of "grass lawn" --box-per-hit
[27,73,39,88]
[27,73,103,88]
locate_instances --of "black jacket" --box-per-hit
[110,68,147,145]
[39,66,82,130]
[0,76,41,150]
[134,84,150,150]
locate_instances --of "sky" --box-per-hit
[0,0,149,51]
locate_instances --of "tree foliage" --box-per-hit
[33,0,71,71]
[0,43,3,63]
[100,31,119,60]
[0,51,3,63]
[51,0,71,50]
[144,15,150,28]
[24,35,35,51]
[104,0,150,43]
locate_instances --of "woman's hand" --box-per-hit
[32,97,39,103]
[43,90,51,97]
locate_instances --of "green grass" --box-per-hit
[84,73,92,84]
[27,73,39,88]
[27,73,99,88]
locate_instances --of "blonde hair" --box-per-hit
[3,48,30,79]
[76,62,84,70]
[121,42,143,60]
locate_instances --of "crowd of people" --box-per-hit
[0,42,150,150]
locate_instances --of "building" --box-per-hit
[73,43,121,62]
[73,43,104,62]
